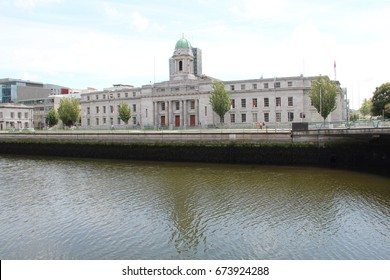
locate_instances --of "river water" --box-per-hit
[0,155,389,260]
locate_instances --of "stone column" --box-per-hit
[197,99,200,126]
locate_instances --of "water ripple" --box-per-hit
[1,156,390,259]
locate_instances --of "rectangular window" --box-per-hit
[87,107,90,114]
[87,119,90,126]
[175,101,180,111]
[110,118,114,125]
[87,96,90,101]
[133,104,136,112]
[125,92,129,98]
[241,99,246,108]
[230,85,235,91]
[230,114,235,123]
[117,93,121,98]
[103,106,106,114]
[276,112,281,122]
[133,92,136,97]
[230,99,235,109]
[0,112,3,118]
[17,112,21,119]
[10,112,14,118]
[190,100,195,110]
[241,84,246,90]
[24,112,28,118]
[288,112,294,122]
[252,84,257,90]
[264,83,269,89]
[264,112,269,122]
[117,105,120,112]
[118,118,121,125]
[252,98,257,108]
[96,95,99,100]
[264,98,269,107]
[241,113,246,123]
[252,112,258,123]
[288,81,293,87]
[205,106,207,116]
[111,105,114,113]
[103,117,106,124]
[133,117,137,125]
[96,106,99,114]
[274,82,281,88]
[276,97,281,107]
[288,97,293,106]
[96,118,99,125]
[103,94,106,99]
[161,102,166,111]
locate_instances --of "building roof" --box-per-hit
[175,37,192,49]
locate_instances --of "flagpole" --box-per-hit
[334,60,337,81]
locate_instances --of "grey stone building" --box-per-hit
[0,103,33,130]
[80,37,345,129]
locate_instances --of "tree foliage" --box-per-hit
[371,82,390,118]
[57,98,80,127]
[209,81,230,123]
[118,102,131,125]
[46,107,59,127]
[308,76,339,123]
[360,98,373,117]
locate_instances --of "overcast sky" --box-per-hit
[1,0,389,109]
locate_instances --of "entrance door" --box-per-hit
[175,115,180,127]
[190,115,196,126]
[160,115,166,127]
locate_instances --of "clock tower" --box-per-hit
[169,37,202,81]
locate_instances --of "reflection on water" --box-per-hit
[0,155,389,259]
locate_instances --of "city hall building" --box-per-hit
[80,37,345,129]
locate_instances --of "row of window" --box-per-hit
[86,91,137,101]
[0,112,29,119]
[229,81,294,91]
[86,117,137,126]
[86,104,137,115]
[230,112,295,123]
[231,97,293,109]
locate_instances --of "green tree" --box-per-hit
[371,82,390,118]
[46,107,59,127]
[209,81,230,124]
[308,76,339,125]
[57,98,80,128]
[118,102,131,125]
[360,98,372,117]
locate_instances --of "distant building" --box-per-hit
[0,103,33,130]
[77,37,344,129]
[0,78,70,103]
[18,93,81,129]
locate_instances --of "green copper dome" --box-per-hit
[175,37,192,49]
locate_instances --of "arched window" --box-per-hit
[179,60,183,71]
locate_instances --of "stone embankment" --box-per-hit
[0,128,389,176]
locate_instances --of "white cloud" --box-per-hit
[131,11,149,32]
[101,1,121,20]
[12,0,61,9]
[229,0,285,20]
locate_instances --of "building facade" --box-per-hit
[80,38,345,129]
[0,103,34,130]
